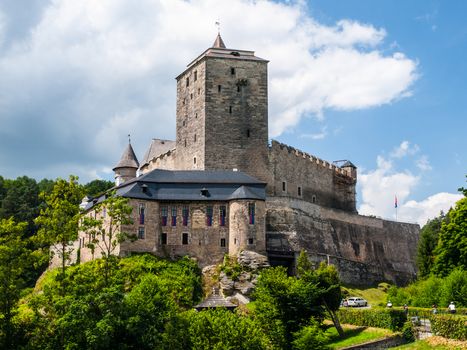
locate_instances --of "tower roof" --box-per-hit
[113,142,139,171]
[212,33,226,48]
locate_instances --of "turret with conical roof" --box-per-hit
[113,139,139,186]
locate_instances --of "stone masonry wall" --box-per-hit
[229,200,266,256]
[203,58,270,184]
[140,149,177,173]
[266,197,420,285]
[269,141,356,212]
[175,60,206,170]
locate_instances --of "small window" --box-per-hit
[195,113,198,119]
[220,238,226,247]
[234,238,237,245]
[248,238,254,245]
[282,181,287,192]
[237,85,240,92]
[171,206,177,226]
[248,203,255,225]
[198,88,200,95]
[206,206,213,226]
[186,77,189,87]
[139,203,145,225]
[194,70,197,81]
[183,98,186,105]
[312,195,317,204]
[182,205,189,226]
[138,227,145,239]
[182,233,189,245]
[247,129,250,138]
[161,206,168,226]
[194,134,197,142]
[229,106,232,114]
[182,120,186,127]
[161,233,167,245]
[184,139,187,147]
[298,186,302,197]
[190,93,193,100]
[218,85,222,92]
[219,205,226,226]
[194,157,197,164]
[231,67,235,75]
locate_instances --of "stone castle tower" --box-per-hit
[174,34,270,183]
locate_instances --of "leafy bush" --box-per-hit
[336,308,406,331]
[401,320,415,342]
[431,314,467,340]
[292,319,329,350]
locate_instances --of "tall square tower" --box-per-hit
[175,35,270,183]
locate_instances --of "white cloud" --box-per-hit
[359,148,460,225]
[416,155,432,171]
[400,192,463,226]
[300,126,328,140]
[0,0,418,181]
[390,140,420,158]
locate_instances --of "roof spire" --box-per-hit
[113,138,139,171]
[212,20,226,48]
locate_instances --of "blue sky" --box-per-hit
[0,0,465,224]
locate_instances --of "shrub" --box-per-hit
[430,314,467,341]
[292,319,329,350]
[401,320,415,342]
[336,308,406,331]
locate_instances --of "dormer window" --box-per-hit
[200,188,209,197]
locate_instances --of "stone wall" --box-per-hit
[204,58,270,184]
[140,149,177,173]
[229,200,266,256]
[269,141,356,212]
[175,60,206,170]
[266,197,420,286]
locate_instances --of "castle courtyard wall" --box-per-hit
[266,197,419,285]
[269,141,356,212]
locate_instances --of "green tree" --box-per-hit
[35,176,83,286]
[315,262,344,337]
[81,193,134,285]
[433,195,467,276]
[83,179,114,198]
[416,213,446,278]
[0,218,30,348]
[0,176,40,236]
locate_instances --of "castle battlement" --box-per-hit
[270,140,354,179]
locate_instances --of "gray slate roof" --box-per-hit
[212,33,226,48]
[141,139,176,167]
[113,143,139,170]
[115,169,266,202]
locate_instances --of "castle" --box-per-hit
[75,34,420,285]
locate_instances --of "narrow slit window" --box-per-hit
[171,206,177,226]
[237,85,240,92]
[194,157,197,164]
[184,139,187,147]
[206,206,213,226]
[194,134,197,142]
[220,238,226,247]
[231,67,235,75]
[282,181,287,192]
[218,85,222,92]
[248,203,255,225]
[161,206,168,226]
[138,227,145,239]
[194,71,197,81]
[182,233,189,245]
[161,233,167,245]
[298,186,302,197]
[229,106,232,114]
[219,205,226,226]
[139,203,145,225]
[186,77,189,87]
[182,205,189,226]
[190,93,193,99]
[247,129,250,138]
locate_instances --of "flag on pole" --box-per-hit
[394,195,398,208]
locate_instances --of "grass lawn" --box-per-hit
[324,323,394,349]
[342,282,391,307]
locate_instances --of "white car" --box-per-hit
[347,297,368,307]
